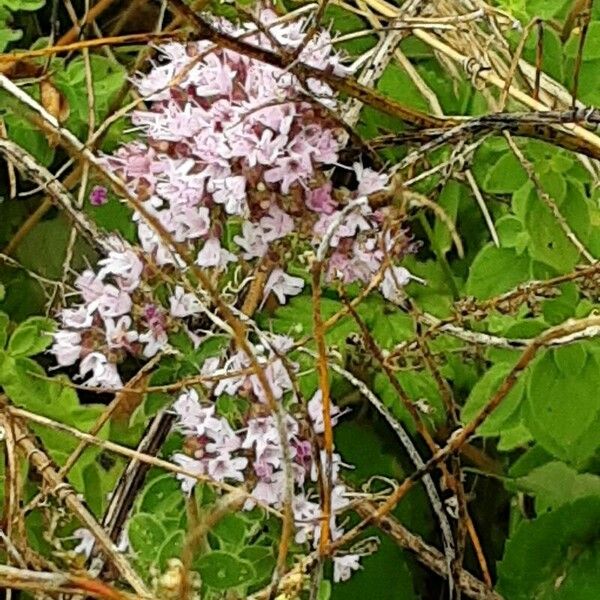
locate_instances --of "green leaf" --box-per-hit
[15,215,95,278]
[525,0,570,19]
[522,25,564,81]
[7,316,55,357]
[482,153,528,194]
[374,369,445,432]
[4,111,54,166]
[541,283,579,325]
[497,497,600,599]
[195,551,256,590]
[238,547,275,585]
[318,580,332,600]
[496,215,527,249]
[138,474,185,518]
[0,312,9,348]
[466,246,531,299]
[432,181,460,255]
[128,513,167,565]
[511,461,600,513]
[377,64,432,113]
[524,349,600,467]
[0,26,22,52]
[565,22,600,61]
[461,362,525,436]
[522,186,585,273]
[498,422,533,451]
[1,0,46,10]
[211,513,247,549]
[82,463,104,516]
[323,5,375,56]
[553,344,586,377]
[158,530,185,570]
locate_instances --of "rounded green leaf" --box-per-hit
[512,461,600,513]
[128,514,167,564]
[525,350,600,466]
[7,316,55,357]
[482,153,528,194]
[195,551,256,590]
[466,246,531,299]
[498,497,600,599]
[138,474,185,518]
[158,530,184,570]
[238,547,275,585]
[211,513,247,548]
[461,363,525,436]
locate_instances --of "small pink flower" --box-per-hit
[50,330,81,366]
[172,453,205,495]
[260,205,294,242]
[89,185,108,206]
[262,269,304,305]
[77,352,122,389]
[380,266,412,304]
[206,452,248,482]
[306,184,337,214]
[333,554,361,582]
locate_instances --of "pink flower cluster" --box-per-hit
[98,7,408,287]
[50,8,420,581]
[54,8,414,387]
[169,335,359,581]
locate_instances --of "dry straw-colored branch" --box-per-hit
[0,407,152,597]
[0,565,137,600]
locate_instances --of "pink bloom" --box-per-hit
[204,414,241,450]
[170,206,211,242]
[245,469,287,509]
[380,266,411,304]
[50,330,81,366]
[72,528,95,558]
[260,205,294,242]
[353,162,388,196]
[306,184,337,214]
[308,390,341,434]
[93,285,132,318]
[333,554,361,582]
[293,495,321,543]
[77,352,122,388]
[195,237,237,268]
[173,390,224,438]
[234,221,268,259]
[139,328,168,358]
[97,249,143,292]
[169,285,203,317]
[245,129,288,167]
[209,175,247,215]
[213,351,249,397]
[75,270,105,303]
[105,316,138,349]
[264,155,312,194]
[89,185,108,206]
[206,452,248,482]
[242,417,280,459]
[172,453,204,494]
[263,269,304,305]
[249,359,293,402]
[60,306,93,329]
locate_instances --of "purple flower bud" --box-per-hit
[89,185,108,206]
